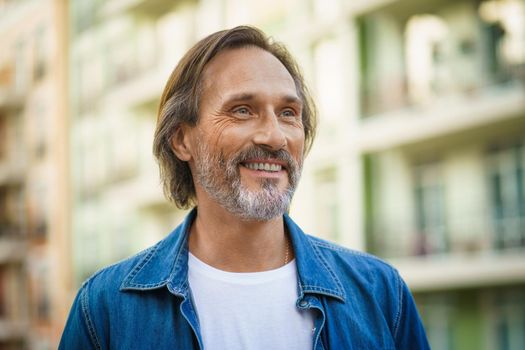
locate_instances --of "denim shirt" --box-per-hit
[60,209,430,349]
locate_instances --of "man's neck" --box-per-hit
[188,200,291,273]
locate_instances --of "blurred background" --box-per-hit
[0,0,524,348]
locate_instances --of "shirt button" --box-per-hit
[299,300,308,308]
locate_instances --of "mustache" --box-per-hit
[231,146,297,170]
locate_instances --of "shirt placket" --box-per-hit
[297,295,326,350]
[174,287,204,350]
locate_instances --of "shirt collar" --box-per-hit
[120,208,345,302]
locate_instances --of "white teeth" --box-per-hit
[244,162,282,172]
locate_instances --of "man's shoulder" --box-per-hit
[81,241,162,295]
[305,234,400,283]
[306,234,394,267]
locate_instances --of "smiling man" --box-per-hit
[60,26,430,349]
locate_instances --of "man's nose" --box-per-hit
[252,113,287,151]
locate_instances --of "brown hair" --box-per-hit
[153,25,317,208]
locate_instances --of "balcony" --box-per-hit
[0,64,24,115]
[357,0,525,149]
[372,212,525,254]
[0,239,25,265]
[75,26,162,115]
[356,83,525,153]
[371,211,525,291]
[0,160,26,187]
[393,251,525,292]
[0,90,23,115]
[101,64,165,112]
[0,319,27,343]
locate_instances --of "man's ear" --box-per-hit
[170,125,193,161]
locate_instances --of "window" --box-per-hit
[413,162,448,255]
[0,185,26,238]
[33,102,47,158]
[486,143,525,249]
[417,294,455,350]
[479,0,525,83]
[313,38,346,122]
[33,25,47,82]
[14,38,27,93]
[491,290,525,350]
[0,118,6,160]
[28,257,50,321]
[358,13,407,116]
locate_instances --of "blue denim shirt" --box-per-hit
[60,209,430,349]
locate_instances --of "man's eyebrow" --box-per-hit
[224,93,256,103]
[223,93,303,105]
[281,95,303,106]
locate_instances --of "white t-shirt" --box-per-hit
[188,253,315,350]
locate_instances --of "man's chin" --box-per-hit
[204,187,290,221]
[241,177,288,193]
[234,205,289,222]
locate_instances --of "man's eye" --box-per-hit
[280,109,297,118]
[233,107,251,115]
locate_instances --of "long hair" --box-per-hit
[152,25,317,208]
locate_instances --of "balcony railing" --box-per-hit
[358,0,525,118]
[371,214,525,258]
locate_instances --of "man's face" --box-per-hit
[185,46,305,221]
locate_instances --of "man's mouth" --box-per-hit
[242,161,284,172]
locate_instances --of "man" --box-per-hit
[60,26,430,349]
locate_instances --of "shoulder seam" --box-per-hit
[83,244,158,287]
[80,283,102,350]
[392,270,403,339]
[307,236,395,269]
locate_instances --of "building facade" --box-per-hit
[68,0,525,349]
[356,1,525,349]
[0,0,70,349]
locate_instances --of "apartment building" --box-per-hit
[69,0,193,286]
[0,0,70,348]
[355,1,525,349]
[69,0,525,349]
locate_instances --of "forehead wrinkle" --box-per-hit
[201,48,297,95]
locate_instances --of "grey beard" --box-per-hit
[194,144,301,221]
[229,177,294,221]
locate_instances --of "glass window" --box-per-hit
[33,25,47,81]
[0,118,6,160]
[417,295,454,350]
[491,290,525,350]
[313,38,345,122]
[413,162,448,255]
[479,0,525,82]
[14,38,27,93]
[486,143,525,249]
